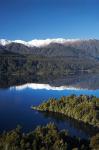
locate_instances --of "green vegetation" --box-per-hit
[0,54,95,77]
[32,95,99,127]
[0,123,99,150]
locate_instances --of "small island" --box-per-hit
[32,95,99,127]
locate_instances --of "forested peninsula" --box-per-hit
[32,95,99,127]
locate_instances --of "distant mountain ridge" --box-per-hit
[0,38,80,47]
[0,38,99,60]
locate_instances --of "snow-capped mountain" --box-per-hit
[0,39,12,46]
[0,38,99,59]
[0,38,80,47]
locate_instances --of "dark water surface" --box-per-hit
[0,81,99,139]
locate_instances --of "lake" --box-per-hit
[0,77,99,139]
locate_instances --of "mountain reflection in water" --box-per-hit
[0,73,99,90]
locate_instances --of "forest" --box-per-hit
[0,54,99,78]
[0,123,99,150]
[32,95,99,127]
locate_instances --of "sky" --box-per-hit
[0,0,99,40]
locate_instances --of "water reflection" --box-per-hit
[40,111,99,138]
[0,73,99,90]
[9,82,99,97]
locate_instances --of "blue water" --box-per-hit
[0,85,99,139]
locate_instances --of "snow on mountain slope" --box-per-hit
[0,38,80,47]
[0,39,12,46]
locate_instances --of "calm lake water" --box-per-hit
[0,81,99,139]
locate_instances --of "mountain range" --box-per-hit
[0,38,99,60]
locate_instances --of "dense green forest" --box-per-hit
[0,54,99,78]
[0,123,99,150]
[0,54,98,77]
[32,95,99,127]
